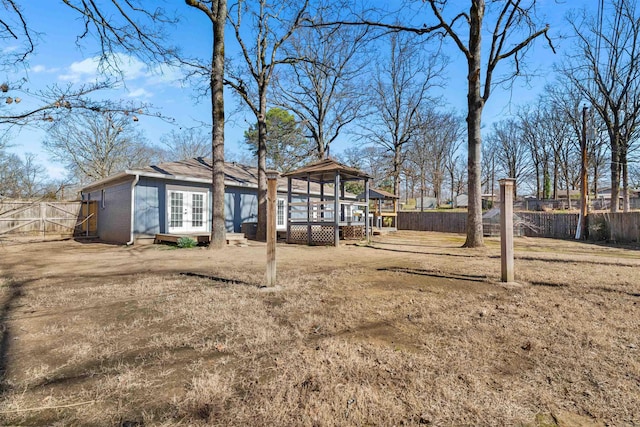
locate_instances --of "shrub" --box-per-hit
[177,236,197,248]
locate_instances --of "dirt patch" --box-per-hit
[0,232,638,425]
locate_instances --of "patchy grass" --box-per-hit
[0,232,638,425]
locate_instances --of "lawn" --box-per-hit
[0,232,638,426]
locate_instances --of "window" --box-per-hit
[192,193,204,227]
[101,189,106,209]
[277,199,285,227]
[169,191,184,228]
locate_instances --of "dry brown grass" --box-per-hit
[0,232,638,426]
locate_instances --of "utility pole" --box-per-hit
[576,105,589,240]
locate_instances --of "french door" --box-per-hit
[168,190,207,233]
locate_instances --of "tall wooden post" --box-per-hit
[364,178,370,242]
[499,178,515,282]
[577,105,589,239]
[266,171,279,286]
[334,172,340,247]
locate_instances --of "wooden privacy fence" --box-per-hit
[518,212,579,239]
[0,200,97,239]
[398,211,467,233]
[398,211,580,240]
[588,212,640,243]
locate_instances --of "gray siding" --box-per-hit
[225,187,258,232]
[134,178,212,236]
[135,178,161,236]
[85,174,296,242]
[87,179,133,244]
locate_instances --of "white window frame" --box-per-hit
[276,198,286,230]
[167,189,208,233]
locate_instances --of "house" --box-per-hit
[80,157,324,244]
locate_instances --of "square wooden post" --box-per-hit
[364,179,370,242]
[500,178,515,282]
[266,171,279,286]
[307,173,312,245]
[334,172,340,247]
[286,177,292,243]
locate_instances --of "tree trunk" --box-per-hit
[393,148,402,197]
[210,0,228,249]
[463,0,484,248]
[255,93,268,242]
[621,143,630,212]
[610,137,620,213]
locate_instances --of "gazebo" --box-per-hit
[283,158,371,246]
[358,187,399,232]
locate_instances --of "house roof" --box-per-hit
[80,157,342,196]
[283,158,372,182]
[357,188,399,200]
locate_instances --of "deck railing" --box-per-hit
[289,200,368,225]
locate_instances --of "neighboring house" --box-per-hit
[415,197,438,210]
[454,194,468,208]
[80,157,321,244]
[594,187,640,210]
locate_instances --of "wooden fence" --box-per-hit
[398,211,468,233]
[399,210,640,243]
[0,200,96,239]
[518,212,579,239]
[588,212,640,243]
[398,211,581,241]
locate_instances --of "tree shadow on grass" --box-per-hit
[179,272,258,287]
[377,266,490,283]
[0,277,25,395]
[365,244,495,259]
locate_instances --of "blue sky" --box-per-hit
[2,1,594,181]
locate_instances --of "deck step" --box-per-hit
[226,233,248,246]
[154,233,248,246]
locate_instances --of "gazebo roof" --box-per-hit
[357,187,399,200]
[283,158,372,182]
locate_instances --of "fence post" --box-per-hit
[500,179,515,282]
[265,171,279,287]
[41,202,46,240]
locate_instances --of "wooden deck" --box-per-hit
[154,233,248,246]
[372,227,397,236]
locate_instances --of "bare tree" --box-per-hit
[0,2,150,129]
[486,119,531,198]
[410,109,464,207]
[65,0,229,247]
[518,104,552,199]
[560,0,640,212]
[337,0,554,246]
[425,1,553,246]
[275,16,370,160]
[363,31,444,196]
[42,111,159,184]
[426,111,464,206]
[160,128,211,161]
[226,0,308,241]
[445,154,467,207]
[339,144,390,188]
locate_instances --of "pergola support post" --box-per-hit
[365,179,370,241]
[286,177,292,243]
[307,173,311,246]
[334,172,340,247]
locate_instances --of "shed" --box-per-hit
[283,158,371,246]
[482,208,524,237]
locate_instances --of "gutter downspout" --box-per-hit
[126,174,140,245]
